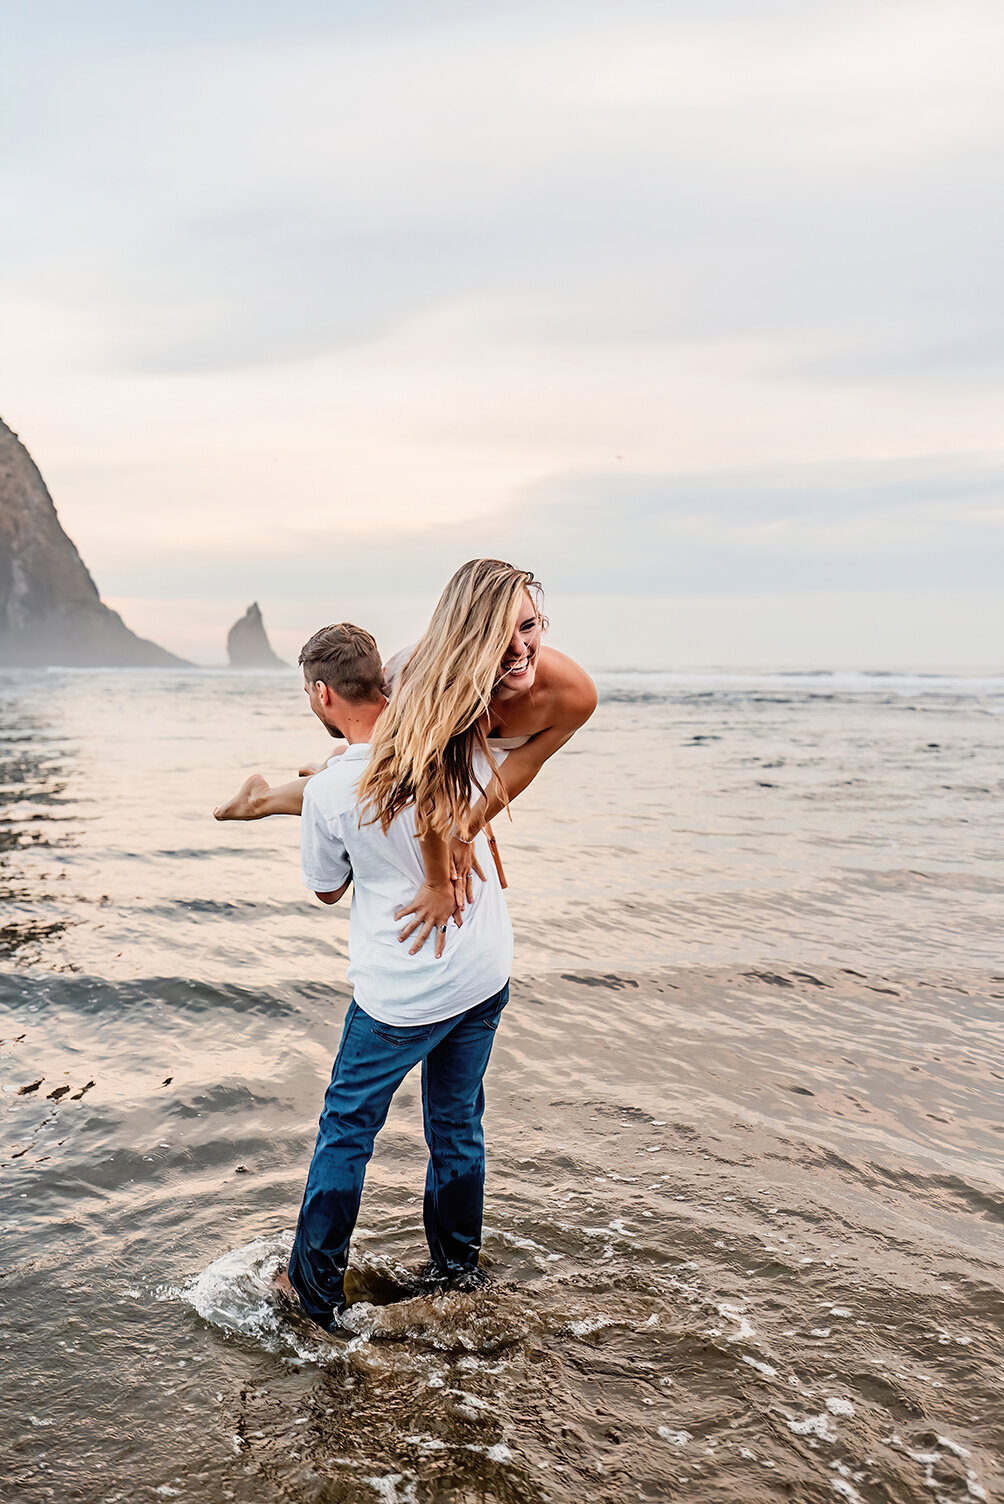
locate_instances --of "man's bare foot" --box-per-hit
[272,1268,344,1341]
[213,773,270,821]
[272,1269,301,1307]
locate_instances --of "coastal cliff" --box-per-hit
[0,417,186,667]
[226,602,286,668]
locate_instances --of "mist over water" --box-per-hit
[2,667,1003,1503]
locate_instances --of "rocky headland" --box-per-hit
[226,602,285,668]
[0,417,186,667]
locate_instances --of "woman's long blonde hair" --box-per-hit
[358,559,544,839]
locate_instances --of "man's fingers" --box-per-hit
[471,855,486,882]
[398,918,422,943]
[434,926,445,960]
[394,902,418,921]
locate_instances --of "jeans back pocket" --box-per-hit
[368,1019,436,1048]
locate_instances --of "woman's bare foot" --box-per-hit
[213,773,270,821]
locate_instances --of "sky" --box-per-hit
[2,0,1003,669]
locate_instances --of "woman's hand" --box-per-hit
[395,882,459,959]
[449,836,486,909]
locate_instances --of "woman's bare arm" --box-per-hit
[396,668,597,952]
[462,673,598,838]
[471,713,592,832]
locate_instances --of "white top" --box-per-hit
[488,732,532,750]
[301,742,513,1026]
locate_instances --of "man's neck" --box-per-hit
[340,697,385,745]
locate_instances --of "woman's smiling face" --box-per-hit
[493,590,542,699]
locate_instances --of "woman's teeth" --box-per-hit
[503,657,528,674]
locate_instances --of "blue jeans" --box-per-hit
[288,982,508,1330]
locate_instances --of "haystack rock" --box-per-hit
[0,417,187,667]
[227,602,285,668]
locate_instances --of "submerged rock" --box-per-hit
[0,416,187,667]
[227,602,286,668]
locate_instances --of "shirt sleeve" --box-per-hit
[301,781,352,892]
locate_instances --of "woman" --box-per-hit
[214,559,597,952]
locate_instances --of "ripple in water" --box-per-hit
[2,669,1003,1502]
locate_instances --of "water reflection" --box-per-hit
[0,693,76,961]
[1,670,1002,1503]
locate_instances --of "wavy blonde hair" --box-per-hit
[358,559,544,838]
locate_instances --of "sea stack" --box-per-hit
[227,602,286,668]
[0,417,187,667]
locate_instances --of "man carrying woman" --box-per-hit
[214,558,597,955]
[231,561,596,1330]
[274,620,513,1330]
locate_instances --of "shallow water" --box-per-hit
[2,667,1003,1503]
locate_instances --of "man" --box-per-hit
[275,622,512,1333]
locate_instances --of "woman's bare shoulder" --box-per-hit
[537,646,598,720]
[382,643,415,694]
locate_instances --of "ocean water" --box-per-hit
[2,666,1003,1504]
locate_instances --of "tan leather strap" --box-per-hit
[484,821,508,889]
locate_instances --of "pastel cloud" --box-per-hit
[2,0,1002,665]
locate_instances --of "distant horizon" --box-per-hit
[7,658,1004,682]
[100,586,1004,677]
